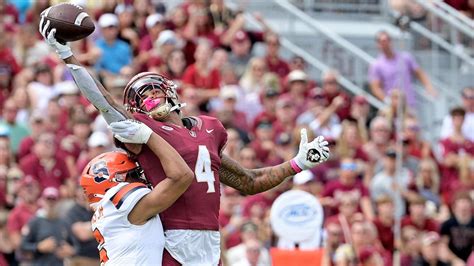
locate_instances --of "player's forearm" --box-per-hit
[370,81,385,101]
[219,155,295,195]
[146,133,194,181]
[63,56,131,123]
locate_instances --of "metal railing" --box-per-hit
[430,0,474,28]
[293,0,388,17]
[244,0,450,142]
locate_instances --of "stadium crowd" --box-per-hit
[0,0,473,265]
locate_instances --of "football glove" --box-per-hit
[290,128,330,172]
[109,120,153,144]
[38,14,73,59]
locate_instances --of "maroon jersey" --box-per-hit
[134,114,227,231]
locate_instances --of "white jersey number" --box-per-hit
[195,145,215,193]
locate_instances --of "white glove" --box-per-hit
[39,14,73,59]
[109,120,153,144]
[290,128,330,172]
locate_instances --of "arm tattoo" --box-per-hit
[219,155,296,195]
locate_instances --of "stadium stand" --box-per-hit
[0,0,472,265]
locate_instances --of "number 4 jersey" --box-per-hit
[134,114,228,231]
[91,182,165,265]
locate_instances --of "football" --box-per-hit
[41,3,95,42]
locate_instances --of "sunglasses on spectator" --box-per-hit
[340,162,357,171]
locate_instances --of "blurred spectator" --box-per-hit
[249,120,275,165]
[440,87,474,142]
[164,49,187,84]
[363,116,393,163]
[401,195,439,233]
[334,119,371,183]
[26,63,55,112]
[0,25,21,105]
[325,193,364,244]
[368,31,436,107]
[10,87,31,125]
[14,24,50,67]
[373,195,395,253]
[182,39,220,109]
[226,222,271,266]
[63,186,99,266]
[306,90,344,140]
[180,88,202,117]
[115,4,139,50]
[211,86,248,132]
[76,131,112,175]
[24,0,49,26]
[6,176,40,254]
[239,57,267,95]
[148,30,179,74]
[219,186,244,250]
[210,48,229,71]
[292,170,324,198]
[0,98,29,154]
[222,128,244,161]
[95,13,133,76]
[17,112,47,160]
[349,95,370,141]
[400,225,422,265]
[0,208,12,266]
[415,158,441,207]
[403,116,435,160]
[370,149,416,218]
[438,107,474,200]
[251,86,279,131]
[19,132,70,193]
[418,232,451,266]
[321,221,344,266]
[263,33,289,78]
[322,157,374,220]
[183,6,219,46]
[209,0,235,36]
[272,95,296,144]
[379,88,411,131]
[138,13,165,66]
[60,116,92,178]
[321,70,352,121]
[296,87,328,125]
[333,220,374,265]
[440,192,474,263]
[286,70,309,114]
[228,30,254,78]
[0,137,23,207]
[0,0,20,24]
[20,187,74,266]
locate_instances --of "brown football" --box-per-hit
[42,3,95,42]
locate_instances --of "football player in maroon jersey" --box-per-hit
[40,18,330,265]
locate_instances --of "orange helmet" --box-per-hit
[80,151,145,205]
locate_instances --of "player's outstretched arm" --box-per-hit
[219,129,330,195]
[39,16,131,123]
[110,120,194,225]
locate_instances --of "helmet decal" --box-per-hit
[92,161,109,183]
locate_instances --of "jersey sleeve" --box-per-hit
[109,183,151,215]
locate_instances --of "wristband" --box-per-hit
[290,159,303,173]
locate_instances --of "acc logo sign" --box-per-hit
[279,203,317,225]
[92,161,109,183]
[270,190,323,243]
